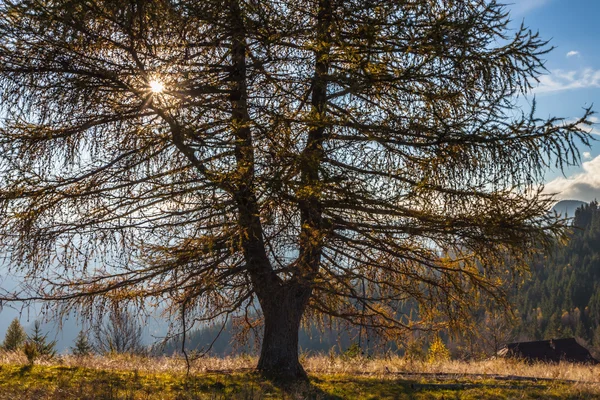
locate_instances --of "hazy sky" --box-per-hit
[511,0,600,201]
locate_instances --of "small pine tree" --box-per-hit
[404,336,426,362]
[427,335,451,364]
[27,321,56,362]
[2,318,26,351]
[23,340,39,365]
[71,330,93,357]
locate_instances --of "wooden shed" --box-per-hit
[498,338,598,364]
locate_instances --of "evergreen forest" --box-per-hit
[514,201,600,348]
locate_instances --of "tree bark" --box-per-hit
[226,0,307,379]
[226,0,327,380]
[256,284,311,380]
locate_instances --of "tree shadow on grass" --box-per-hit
[174,372,344,400]
[267,376,345,400]
[18,364,33,375]
[308,375,412,399]
[297,376,558,400]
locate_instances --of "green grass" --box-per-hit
[0,363,598,399]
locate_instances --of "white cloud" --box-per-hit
[566,51,580,58]
[533,69,600,94]
[583,152,592,160]
[544,155,600,202]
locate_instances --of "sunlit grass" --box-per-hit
[1,352,599,399]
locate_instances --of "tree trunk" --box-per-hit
[256,286,310,380]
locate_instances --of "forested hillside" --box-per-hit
[515,201,600,347]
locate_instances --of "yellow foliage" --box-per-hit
[427,335,451,363]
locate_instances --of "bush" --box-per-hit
[342,343,362,360]
[94,310,145,355]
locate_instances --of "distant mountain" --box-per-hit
[551,200,587,220]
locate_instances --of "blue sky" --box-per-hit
[509,0,600,201]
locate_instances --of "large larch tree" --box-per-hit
[0,0,593,378]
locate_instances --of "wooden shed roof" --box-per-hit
[498,338,598,364]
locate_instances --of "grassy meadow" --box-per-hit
[1,352,600,399]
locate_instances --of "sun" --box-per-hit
[149,79,165,94]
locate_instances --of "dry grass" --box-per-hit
[2,350,600,384]
[0,350,256,374]
[303,355,600,383]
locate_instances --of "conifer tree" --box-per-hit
[71,330,94,357]
[1,318,26,351]
[27,321,57,360]
[0,0,594,378]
